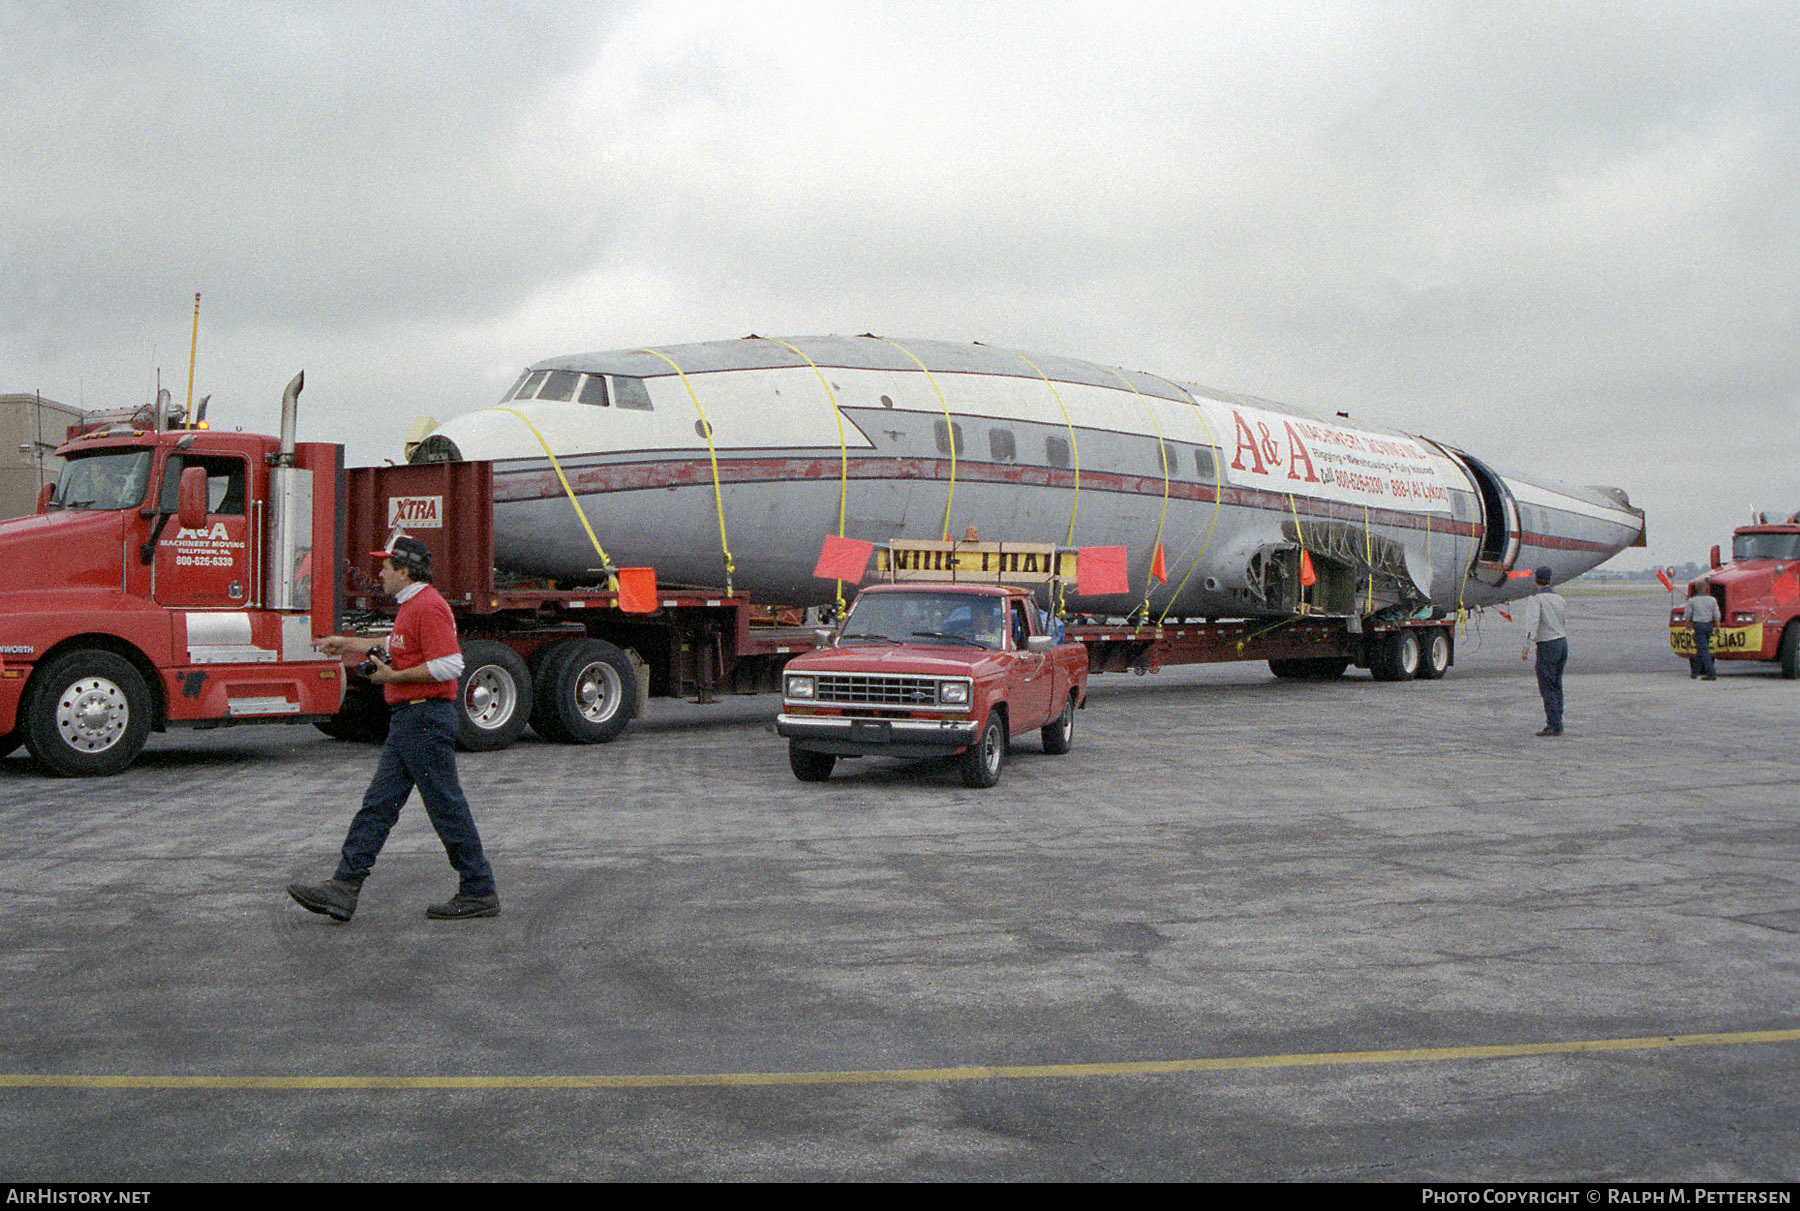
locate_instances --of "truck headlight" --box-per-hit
[939,681,970,705]
[786,675,815,699]
[1734,613,1757,624]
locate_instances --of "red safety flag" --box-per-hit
[1655,567,1675,592]
[616,567,658,614]
[1076,546,1130,596]
[1775,569,1800,607]
[1494,607,1513,622]
[1150,543,1167,585]
[813,534,874,583]
[1299,549,1317,587]
[1506,568,1536,580]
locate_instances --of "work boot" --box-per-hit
[1535,726,1563,737]
[287,879,361,922]
[426,893,500,920]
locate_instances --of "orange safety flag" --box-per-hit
[813,534,874,583]
[1076,546,1130,596]
[1299,549,1317,587]
[1655,567,1675,592]
[1775,569,1800,606]
[1506,568,1536,580]
[1150,543,1167,584]
[616,567,658,614]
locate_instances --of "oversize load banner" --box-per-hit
[1225,404,1452,509]
[1670,622,1762,656]
[880,541,1066,583]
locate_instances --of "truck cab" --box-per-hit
[0,386,344,775]
[776,582,1088,787]
[1670,517,1800,677]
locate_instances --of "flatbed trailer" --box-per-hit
[1067,612,1455,681]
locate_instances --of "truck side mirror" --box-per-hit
[1026,635,1053,653]
[812,627,836,649]
[177,466,209,531]
[36,482,55,513]
[1710,545,1722,571]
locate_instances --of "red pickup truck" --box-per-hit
[776,582,1089,787]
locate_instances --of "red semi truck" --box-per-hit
[0,376,818,775]
[1669,513,1800,677]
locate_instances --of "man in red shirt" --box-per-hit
[288,536,499,921]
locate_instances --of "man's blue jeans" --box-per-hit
[335,698,496,896]
[1535,637,1568,732]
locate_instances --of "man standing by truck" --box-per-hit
[1681,585,1721,680]
[1520,566,1569,737]
[287,535,500,922]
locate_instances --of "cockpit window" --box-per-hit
[578,375,610,407]
[1733,533,1800,561]
[499,371,529,403]
[512,370,548,400]
[612,377,653,411]
[51,450,154,511]
[538,370,580,402]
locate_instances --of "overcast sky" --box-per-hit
[5,0,1796,568]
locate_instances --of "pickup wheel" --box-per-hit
[532,638,634,744]
[789,743,836,782]
[959,712,1007,788]
[1781,625,1800,680]
[455,640,532,751]
[22,650,153,777]
[1041,692,1076,754]
[1417,628,1452,680]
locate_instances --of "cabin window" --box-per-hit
[578,375,610,407]
[500,372,529,403]
[1194,448,1215,479]
[156,453,246,515]
[612,377,654,411]
[514,370,548,400]
[989,428,1016,463]
[1046,436,1070,469]
[934,420,964,457]
[54,449,153,511]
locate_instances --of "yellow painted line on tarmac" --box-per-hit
[4,1027,1798,1091]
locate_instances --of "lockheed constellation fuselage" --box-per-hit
[411,335,1645,618]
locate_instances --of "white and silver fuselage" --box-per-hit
[413,336,1645,618]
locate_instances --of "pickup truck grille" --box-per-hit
[813,674,943,706]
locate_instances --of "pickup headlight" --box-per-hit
[939,681,970,705]
[786,675,815,699]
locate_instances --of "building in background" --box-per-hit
[1,393,83,519]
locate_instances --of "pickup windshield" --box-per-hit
[1733,533,1800,561]
[51,450,154,511]
[839,591,1007,650]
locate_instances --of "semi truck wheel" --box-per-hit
[1782,625,1800,680]
[959,712,1007,788]
[314,684,391,743]
[789,743,836,782]
[455,640,532,751]
[22,650,153,777]
[531,638,634,744]
[0,731,22,759]
[1371,630,1420,682]
[1417,628,1452,680]
[1041,692,1076,754]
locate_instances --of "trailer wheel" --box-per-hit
[533,638,633,744]
[1371,630,1421,682]
[959,711,1007,788]
[1041,692,1076,754]
[1782,625,1800,680]
[789,743,836,782]
[1268,658,1307,679]
[22,650,153,777]
[456,640,532,751]
[1417,628,1452,680]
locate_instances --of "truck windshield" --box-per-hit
[1733,533,1800,561]
[51,450,153,511]
[840,591,1007,650]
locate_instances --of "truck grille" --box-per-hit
[813,674,943,706]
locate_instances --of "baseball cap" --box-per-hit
[372,531,432,572]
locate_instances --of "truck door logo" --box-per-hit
[389,496,443,529]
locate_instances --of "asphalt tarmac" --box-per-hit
[2,588,1797,1182]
